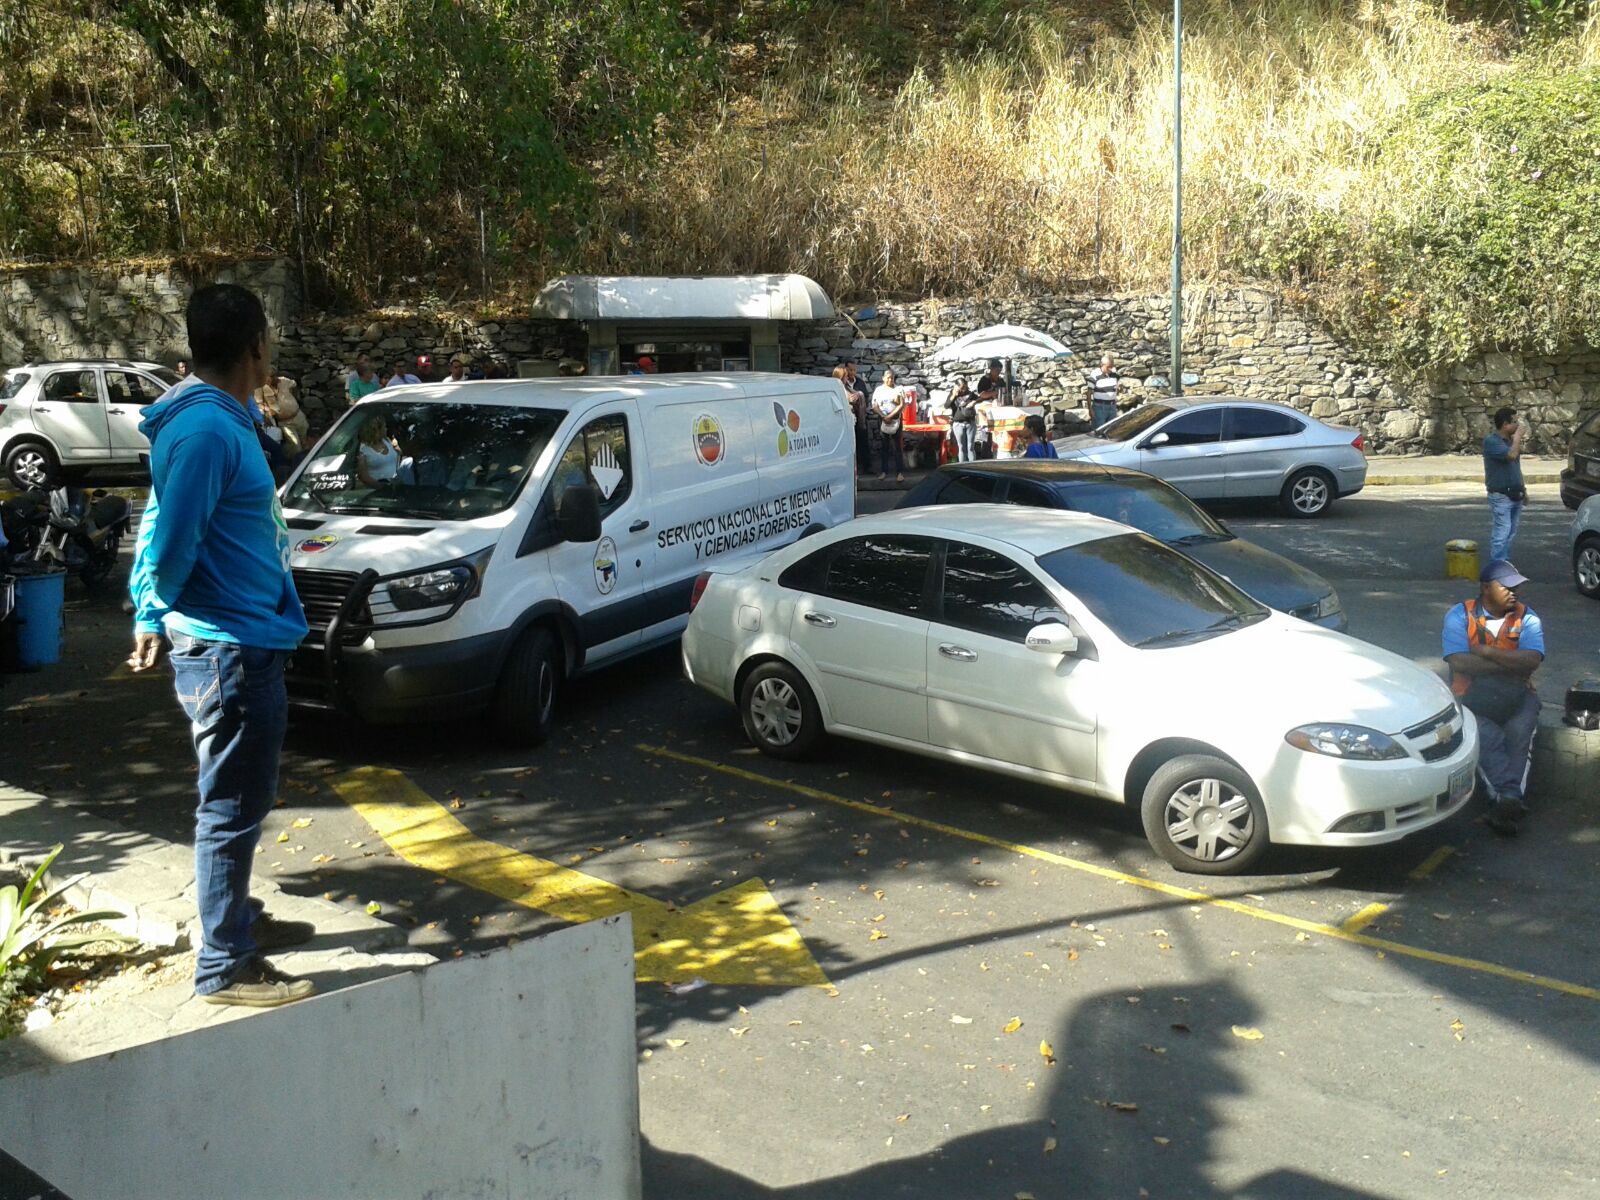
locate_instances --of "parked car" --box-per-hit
[1571,494,1600,599]
[0,360,178,488]
[1559,409,1600,510]
[897,461,1345,629]
[683,506,1476,875]
[1050,397,1367,517]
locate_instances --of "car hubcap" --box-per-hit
[1292,477,1328,513]
[1578,546,1600,593]
[1164,777,1254,863]
[751,678,803,746]
[13,450,47,487]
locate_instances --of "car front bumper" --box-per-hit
[1257,714,1479,847]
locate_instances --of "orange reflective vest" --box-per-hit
[1449,598,1526,697]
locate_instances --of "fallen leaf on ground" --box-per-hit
[1097,1100,1138,1113]
[1003,1017,1023,1034]
[1170,1023,1191,1033]
[869,929,888,941]
[950,1014,973,1025]
[1066,949,1079,961]
[1039,1040,1057,1066]
[365,901,381,915]
[448,797,464,810]
[275,831,289,843]
[1232,1026,1265,1041]
[895,1113,909,1123]
[290,817,313,828]
[1141,1044,1167,1055]
[729,1027,749,1038]
[665,1038,687,1049]
[1042,1136,1057,1154]
[1153,1136,1170,1146]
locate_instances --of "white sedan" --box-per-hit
[683,507,1478,874]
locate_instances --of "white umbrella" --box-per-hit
[929,323,1072,364]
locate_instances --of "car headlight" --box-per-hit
[1291,592,1342,621]
[1285,723,1407,760]
[387,565,474,611]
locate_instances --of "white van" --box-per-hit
[278,374,855,743]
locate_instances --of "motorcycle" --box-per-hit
[1,485,132,592]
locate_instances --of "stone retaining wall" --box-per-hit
[2,260,1594,453]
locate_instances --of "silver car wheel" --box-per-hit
[750,677,803,746]
[1164,777,1254,863]
[1577,544,1600,595]
[1290,475,1330,514]
[11,447,50,489]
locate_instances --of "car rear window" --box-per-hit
[1,372,30,400]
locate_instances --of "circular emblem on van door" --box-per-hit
[296,534,340,554]
[693,413,724,466]
[592,536,618,595]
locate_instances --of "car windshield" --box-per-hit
[1053,478,1229,544]
[1037,532,1268,648]
[1096,404,1173,442]
[284,400,564,521]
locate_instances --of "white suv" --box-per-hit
[0,360,178,488]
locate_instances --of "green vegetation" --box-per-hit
[3,2,1599,368]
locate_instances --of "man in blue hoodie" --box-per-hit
[128,283,315,1007]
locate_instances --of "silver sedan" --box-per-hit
[1052,397,1368,517]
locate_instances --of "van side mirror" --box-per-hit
[555,484,602,544]
[1144,432,1170,449]
[1025,621,1079,656]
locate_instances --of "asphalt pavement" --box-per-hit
[2,480,1597,1199]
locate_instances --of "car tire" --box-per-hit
[1140,753,1271,875]
[5,441,59,491]
[1575,535,1600,599]
[739,660,822,761]
[492,626,560,747]
[1280,468,1335,518]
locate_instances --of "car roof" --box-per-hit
[844,504,1131,556]
[1137,395,1307,414]
[10,359,168,372]
[353,372,838,411]
[936,460,1154,484]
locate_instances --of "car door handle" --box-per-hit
[938,643,978,662]
[629,519,649,532]
[107,408,125,415]
[803,612,836,628]
[34,405,51,413]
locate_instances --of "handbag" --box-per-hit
[1460,675,1530,725]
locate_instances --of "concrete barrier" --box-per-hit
[1533,712,1600,802]
[0,916,641,1200]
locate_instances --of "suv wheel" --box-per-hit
[5,442,58,490]
[1575,535,1600,599]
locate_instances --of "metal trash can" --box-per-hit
[1445,539,1479,581]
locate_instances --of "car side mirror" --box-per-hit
[1144,432,1170,449]
[1025,621,1079,656]
[555,484,602,544]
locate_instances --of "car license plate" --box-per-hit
[1448,764,1473,802]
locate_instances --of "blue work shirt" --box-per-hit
[1442,602,1544,659]
[1483,432,1524,494]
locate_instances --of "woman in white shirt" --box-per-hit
[871,369,906,483]
[355,415,402,487]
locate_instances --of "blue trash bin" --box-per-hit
[10,564,66,668]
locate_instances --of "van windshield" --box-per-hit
[285,400,564,521]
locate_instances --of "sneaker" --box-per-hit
[1499,795,1530,821]
[1483,807,1520,838]
[251,911,316,951]
[201,958,316,1008]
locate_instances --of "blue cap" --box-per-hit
[1480,559,1530,588]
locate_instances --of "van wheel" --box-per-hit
[1139,754,1270,875]
[5,441,58,491]
[493,627,560,747]
[739,661,822,760]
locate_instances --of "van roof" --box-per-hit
[363,373,839,410]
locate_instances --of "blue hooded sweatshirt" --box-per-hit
[130,378,308,649]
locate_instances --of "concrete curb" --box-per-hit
[1367,472,1562,487]
[1531,709,1600,802]
[0,784,404,954]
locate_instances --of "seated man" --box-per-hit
[1443,559,1544,837]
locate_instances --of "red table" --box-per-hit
[902,419,955,465]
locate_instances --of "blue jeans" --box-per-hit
[168,632,289,994]
[952,421,977,462]
[1475,688,1541,803]
[1092,400,1117,429]
[1487,492,1523,560]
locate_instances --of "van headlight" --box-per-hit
[1285,723,1406,760]
[383,547,492,613]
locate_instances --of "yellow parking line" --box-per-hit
[638,744,1600,1003]
[1340,903,1389,934]
[1408,845,1457,882]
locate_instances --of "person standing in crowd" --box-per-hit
[1483,406,1528,560]
[975,358,1006,406]
[1023,414,1059,459]
[174,359,191,380]
[1443,559,1543,837]
[347,352,381,406]
[445,358,468,383]
[254,370,309,458]
[872,368,907,484]
[949,378,979,463]
[385,354,421,388]
[127,283,314,1007]
[1086,352,1122,428]
[843,361,871,474]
